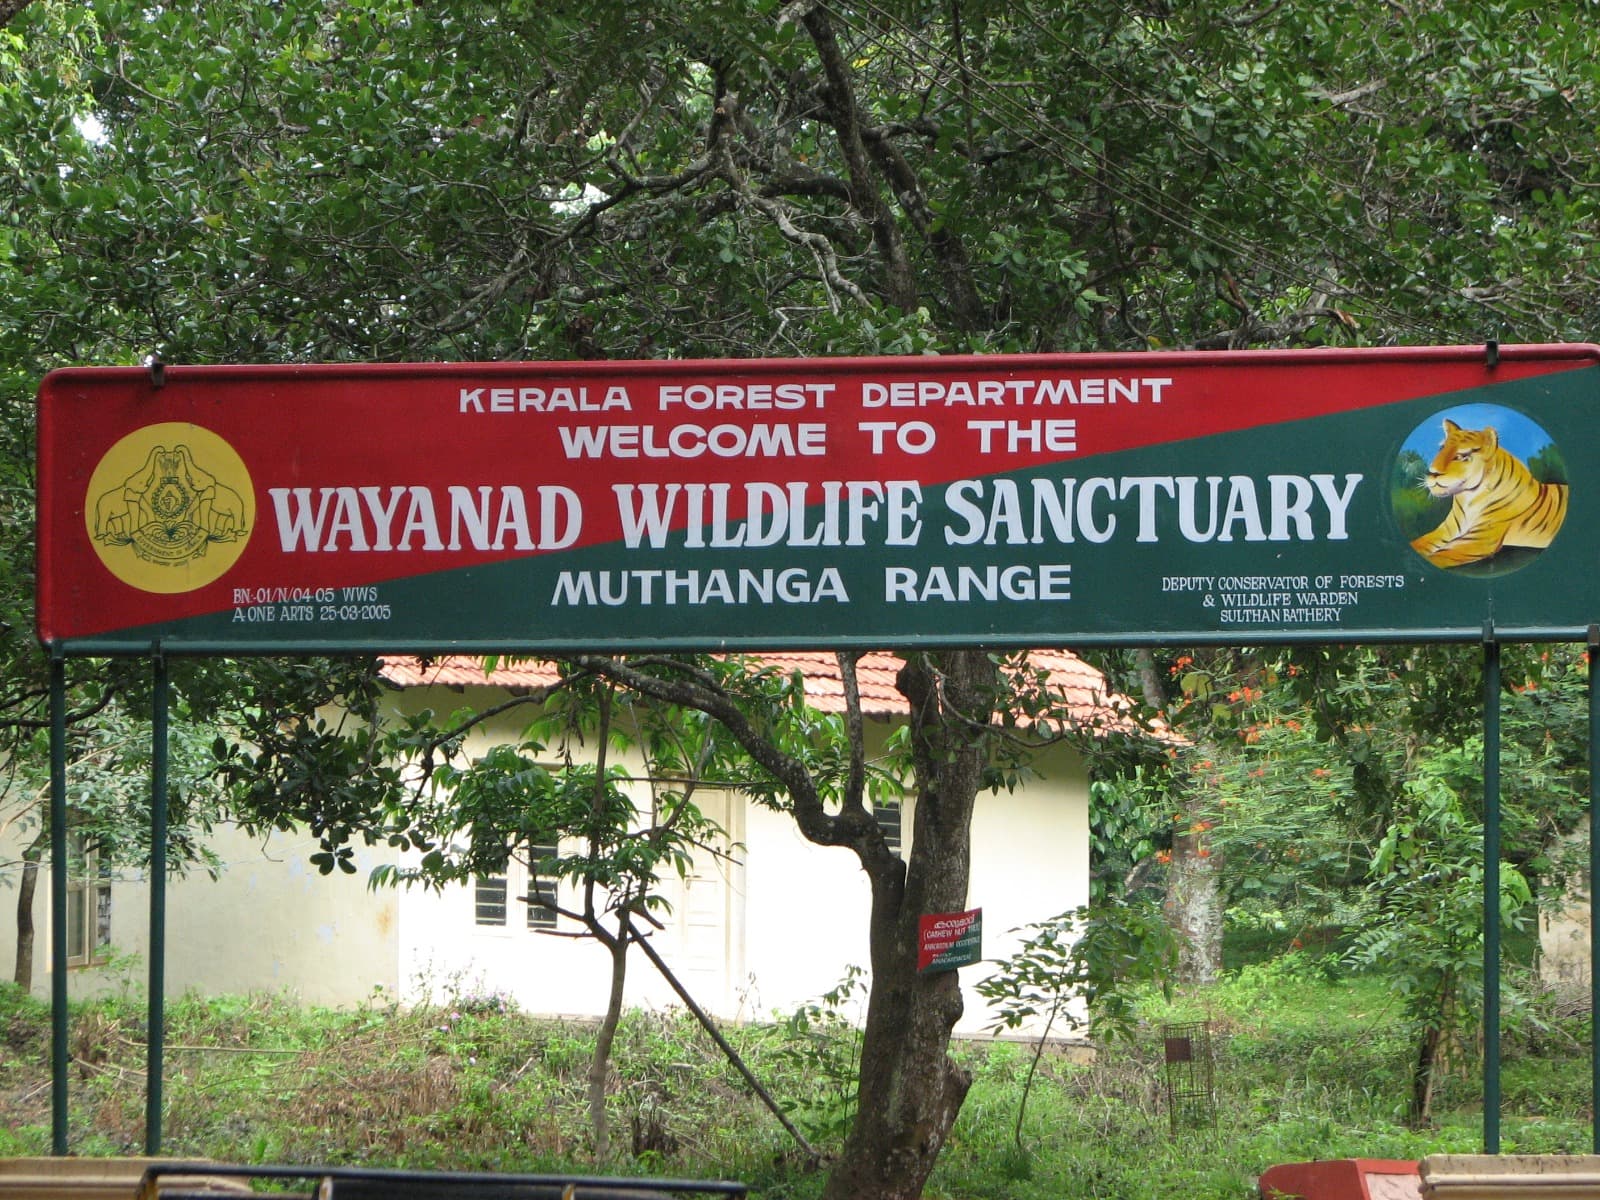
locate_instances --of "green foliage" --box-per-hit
[1087,770,1169,903]
[210,657,398,875]
[1099,640,1590,1121]
[981,902,1179,1048]
[1349,741,1535,1119]
[765,966,868,1147]
[4,971,1600,1196]
[977,900,1177,1157]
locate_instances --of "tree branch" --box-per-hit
[0,0,36,30]
[567,655,851,850]
[713,96,870,313]
[801,5,920,311]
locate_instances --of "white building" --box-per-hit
[1,651,1130,1035]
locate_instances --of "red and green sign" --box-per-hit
[918,909,983,975]
[35,345,1600,654]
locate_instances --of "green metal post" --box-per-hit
[1590,626,1599,1155]
[1483,634,1501,1155]
[145,650,169,1155]
[49,653,68,1155]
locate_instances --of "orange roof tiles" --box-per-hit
[380,650,1147,735]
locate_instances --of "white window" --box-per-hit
[473,875,508,926]
[66,831,112,967]
[474,842,560,931]
[524,841,559,931]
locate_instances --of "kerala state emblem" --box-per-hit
[86,423,254,594]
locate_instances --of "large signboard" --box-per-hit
[35,345,1600,654]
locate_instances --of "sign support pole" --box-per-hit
[49,651,68,1155]
[1483,630,1502,1155]
[1590,626,1600,1155]
[145,648,169,1155]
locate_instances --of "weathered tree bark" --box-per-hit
[587,915,630,1162]
[580,688,625,1162]
[0,0,35,31]
[1164,827,1222,985]
[1132,648,1168,712]
[13,829,46,992]
[1409,973,1455,1127]
[1132,649,1223,983]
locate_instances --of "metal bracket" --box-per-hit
[146,352,166,390]
[1485,339,1500,370]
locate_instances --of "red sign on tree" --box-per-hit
[918,908,983,975]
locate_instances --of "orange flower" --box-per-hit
[1196,846,1212,858]
[1156,849,1172,864]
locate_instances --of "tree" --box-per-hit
[2,694,228,990]
[223,659,828,1162]
[7,0,1600,1194]
[1117,643,1591,1121]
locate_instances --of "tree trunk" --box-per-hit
[13,828,46,992]
[0,0,36,32]
[569,649,999,1200]
[1409,975,1455,1127]
[587,917,632,1163]
[1164,828,1222,985]
[819,650,993,1200]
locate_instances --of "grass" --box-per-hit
[1,962,1593,1198]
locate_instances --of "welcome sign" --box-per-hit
[35,345,1600,654]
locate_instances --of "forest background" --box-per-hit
[2,1,1600,1198]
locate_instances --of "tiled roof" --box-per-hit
[379,650,1146,734]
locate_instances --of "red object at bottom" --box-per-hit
[1259,1159,1421,1200]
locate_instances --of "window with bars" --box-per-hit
[524,842,558,931]
[473,875,508,926]
[473,842,560,931]
[874,799,903,854]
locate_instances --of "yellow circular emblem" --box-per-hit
[85,423,255,594]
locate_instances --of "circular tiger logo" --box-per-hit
[86,423,254,593]
[1394,405,1567,576]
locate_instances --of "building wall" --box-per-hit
[0,822,400,1005]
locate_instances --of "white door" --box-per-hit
[666,789,743,1016]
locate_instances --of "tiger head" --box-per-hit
[1420,419,1499,499]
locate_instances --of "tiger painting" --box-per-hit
[1409,418,1568,569]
